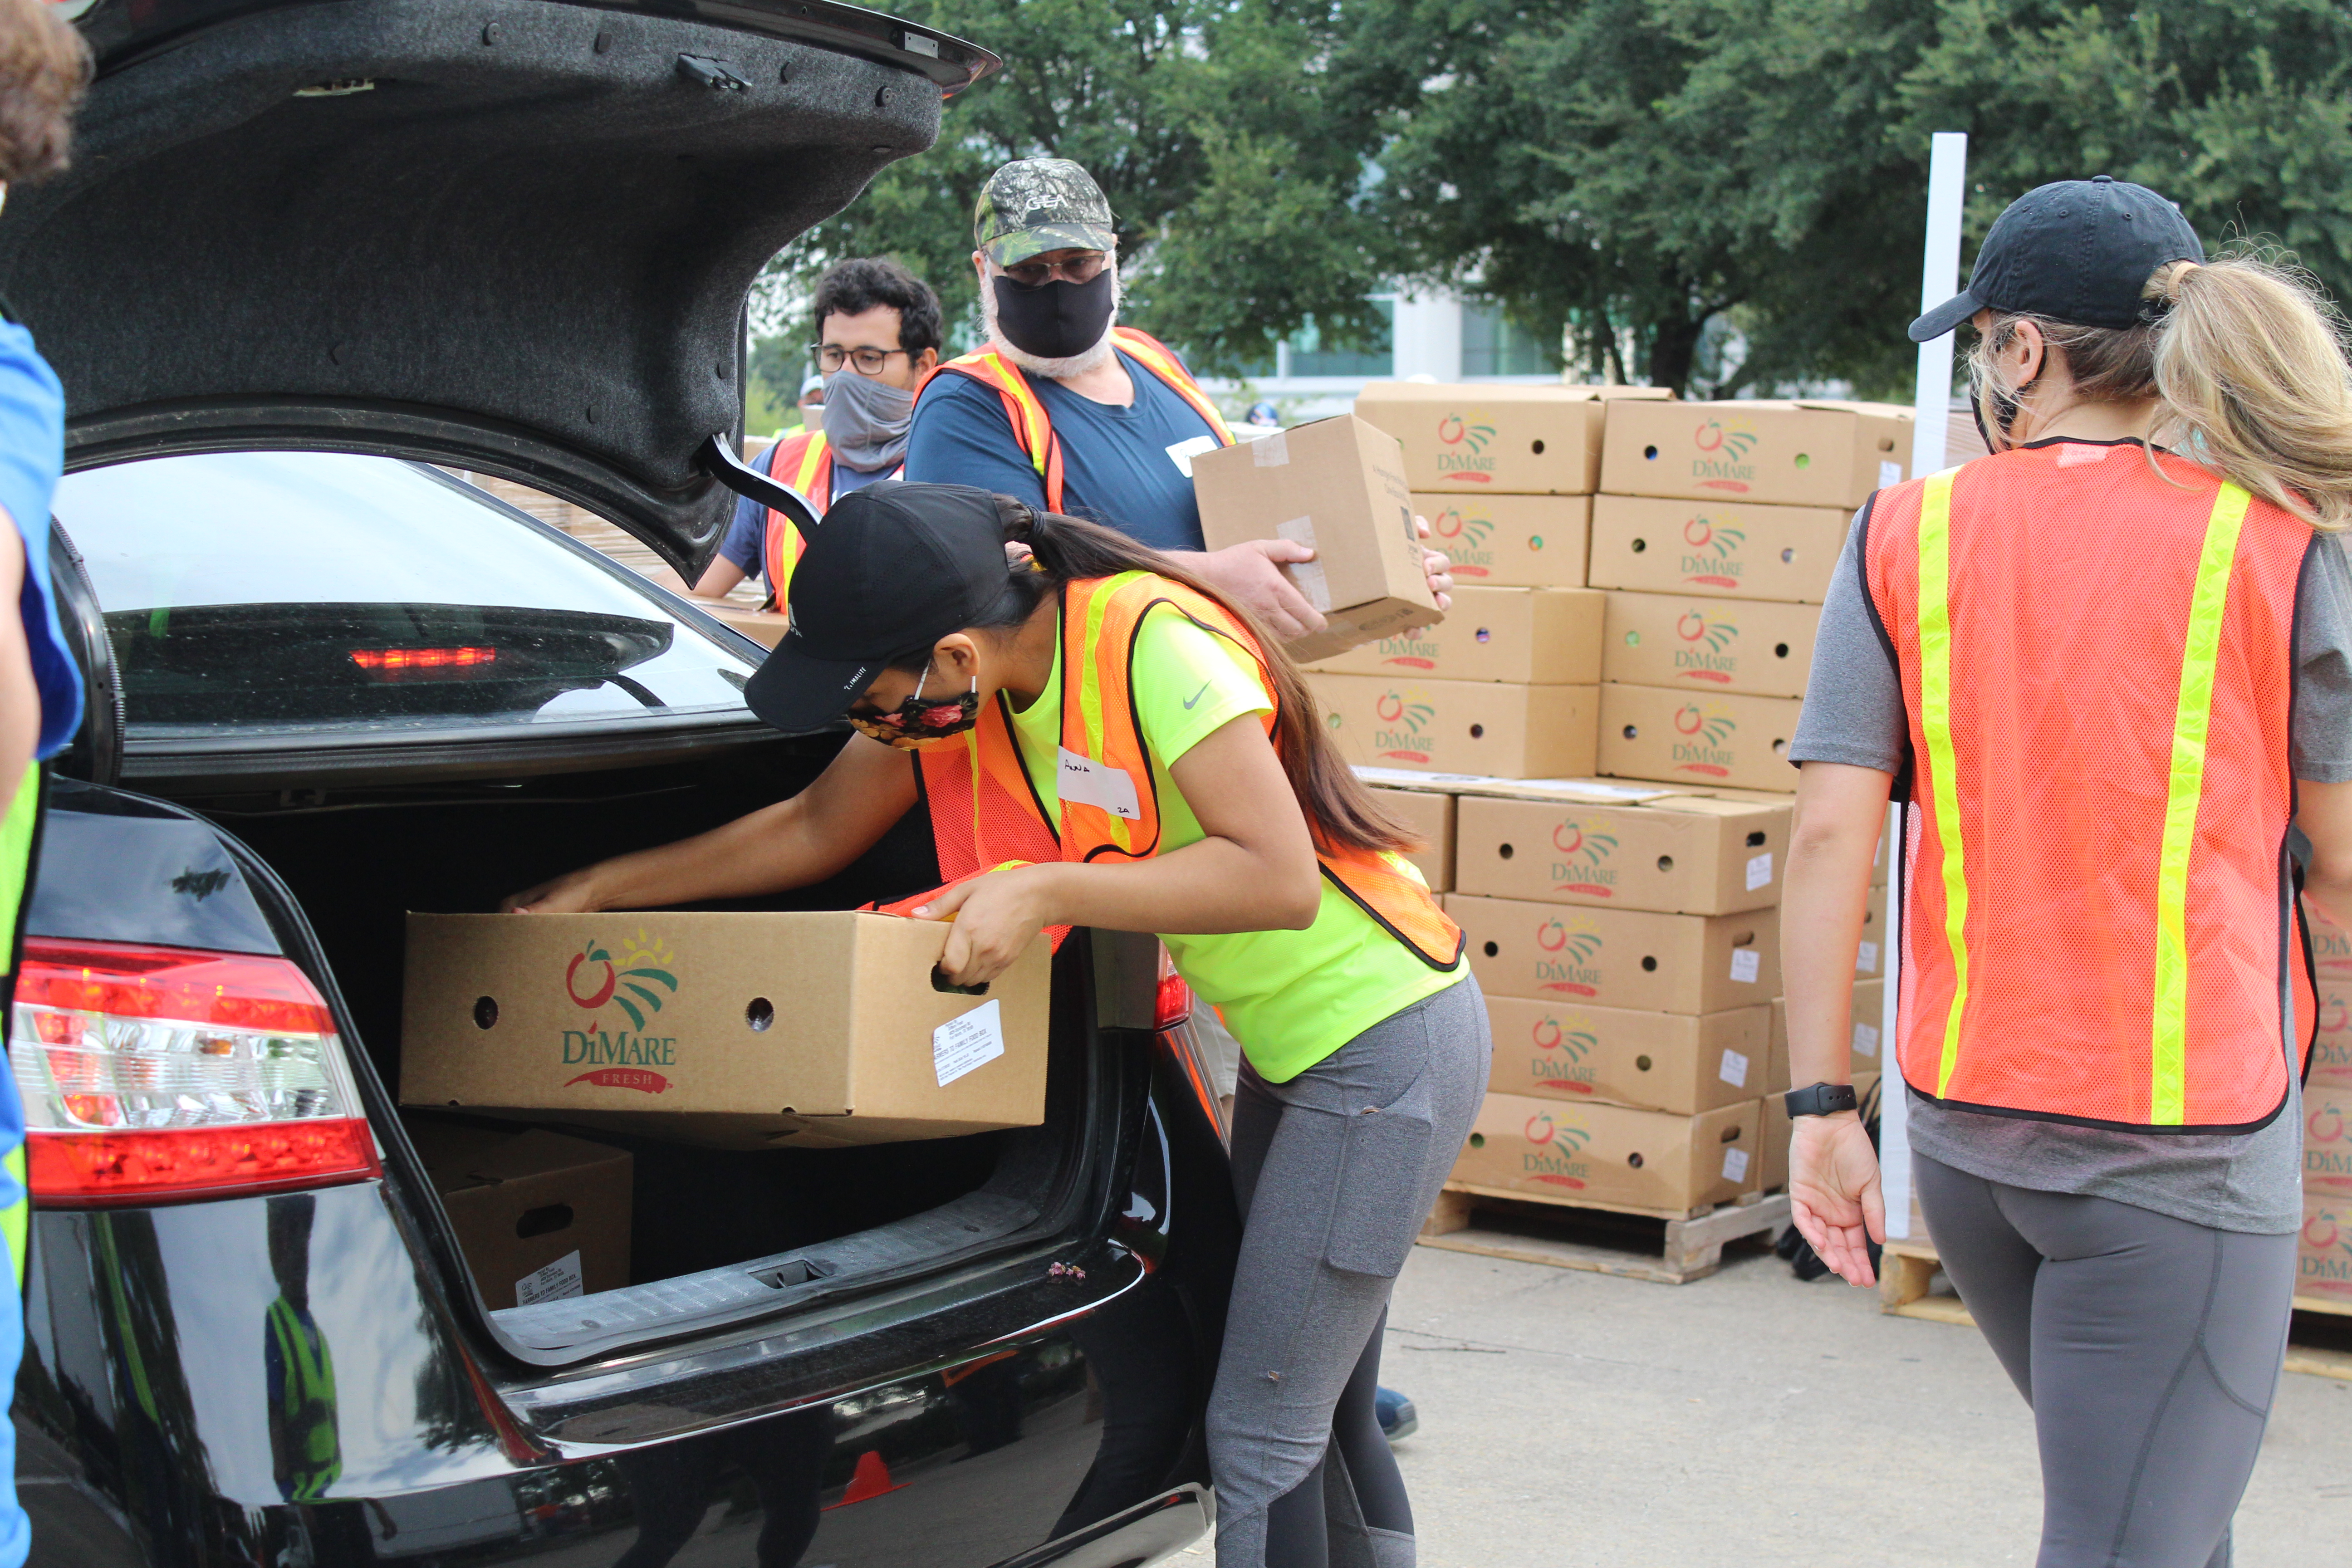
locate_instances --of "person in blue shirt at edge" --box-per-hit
[0,3,95,1563]
[906,156,1449,1448]
[688,257,944,606]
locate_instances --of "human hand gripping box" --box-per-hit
[401,911,1051,1148]
[1416,494,1592,587]
[1192,416,1440,664]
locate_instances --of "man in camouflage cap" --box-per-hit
[972,156,1117,271]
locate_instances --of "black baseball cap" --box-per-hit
[1908,176,2205,343]
[742,482,1012,734]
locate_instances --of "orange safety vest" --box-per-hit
[758,430,906,608]
[917,327,1234,514]
[911,570,1462,969]
[1864,441,2316,1131]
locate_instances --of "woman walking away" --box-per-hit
[1781,176,2352,1568]
[507,482,1490,1567]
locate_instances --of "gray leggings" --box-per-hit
[1209,973,1490,1568]
[1913,1155,2297,1568]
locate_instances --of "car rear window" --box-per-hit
[52,451,759,740]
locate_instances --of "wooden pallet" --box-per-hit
[1881,1236,2352,1382]
[1416,1184,1791,1285]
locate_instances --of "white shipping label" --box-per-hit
[1252,430,1291,467]
[1730,947,1761,984]
[1057,748,1142,819]
[1856,941,1879,974]
[1852,1022,1881,1058]
[1718,1048,1750,1088]
[516,1250,583,1307]
[1722,1147,1751,1183]
[933,999,1005,1088]
[1745,851,1774,891]
[1879,460,1904,489]
[1275,515,1333,611]
[1165,434,1220,479]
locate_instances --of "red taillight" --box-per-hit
[348,646,496,676]
[1155,972,1193,1030]
[14,939,380,1206]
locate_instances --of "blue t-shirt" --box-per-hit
[0,323,80,760]
[904,348,1221,553]
[717,441,900,579]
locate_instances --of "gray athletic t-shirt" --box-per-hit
[1789,485,2352,1235]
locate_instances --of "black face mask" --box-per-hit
[992,271,1117,361]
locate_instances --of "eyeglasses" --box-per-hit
[998,252,1110,289]
[810,344,913,375]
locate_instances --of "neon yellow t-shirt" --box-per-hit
[1005,605,1462,1082]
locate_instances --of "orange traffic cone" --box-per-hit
[825,1449,908,1509]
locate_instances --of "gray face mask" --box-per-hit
[821,368,917,472]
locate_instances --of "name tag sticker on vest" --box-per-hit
[1718,1048,1750,1087]
[933,999,1005,1088]
[1252,431,1290,467]
[517,1250,584,1306]
[1853,1022,1880,1058]
[1856,941,1879,975]
[1878,459,1904,489]
[1721,1147,1750,1184]
[1057,748,1143,819]
[1166,434,1221,479]
[1745,851,1774,891]
[1275,516,1333,611]
[1730,947,1761,984]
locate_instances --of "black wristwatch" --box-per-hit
[1785,1082,1860,1118]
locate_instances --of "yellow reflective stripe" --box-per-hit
[1916,471,1972,1097]
[792,431,828,493]
[1069,574,1147,854]
[2149,482,2252,1123]
[973,353,1052,477]
[1,1145,22,1292]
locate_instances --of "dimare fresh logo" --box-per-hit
[1435,411,1500,483]
[1691,417,1759,493]
[1673,610,1740,684]
[2301,1205,2352,1294]
[560,931,680,1093]
[2309,1101,2352,1189]
[1520,1110,1594,1189]
[1529,1012,1602,1093]
[1548,821,1621,897]
[1372,690,1437,763]
[1671,704,1738,778]
[1680,517,1747,589]
[1532,914,1605,996]
[1430,506,1500,577]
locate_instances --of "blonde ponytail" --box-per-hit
[2149,255,2352,532]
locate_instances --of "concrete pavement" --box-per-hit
[1176,1240,2351,1565]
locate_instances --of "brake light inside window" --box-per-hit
[13,939,380,1205]
[348,646,497,676]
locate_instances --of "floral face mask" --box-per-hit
[846,657,981,751]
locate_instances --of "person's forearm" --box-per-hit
[1029,838,1321,936]
[1782,765,1895,1090]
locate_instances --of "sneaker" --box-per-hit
[1374,1385,1417,1444]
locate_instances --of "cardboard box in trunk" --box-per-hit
[2308,1083,2352,1196]
[1588,495,1851,605]
[1303,587,1603,685]
[1451,1091,1760,1213]
[1599,684,1802,794]
[1192,416,1439,663]
[1369,785,1455,893]
[402,911,1052,1148]
[2300,1195,2352,1307]
[1484,995,1771,1115]
[1417,493,1591,587]
[1768,978,1885,1098]
[1598,399,1911,510]
[1354,383,1669,495]
[1310,674,1597,779]
[1446,894,1779,1013]
[1452,790,1790,915]
[408,1122,633,1309]
[1601,591,1819,700]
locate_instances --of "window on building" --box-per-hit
[1461,303,1560,377]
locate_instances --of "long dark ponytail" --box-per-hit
[890,495,1419,857]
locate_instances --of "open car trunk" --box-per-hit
[7,0,994,575]
[160,734,1106,1360]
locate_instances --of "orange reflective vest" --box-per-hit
[757,431,904,608]
[1864,441,2316,1131]
[912,570,1463,969]
[917,328,1233,514]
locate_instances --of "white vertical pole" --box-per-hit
[1882,132,1965,1244]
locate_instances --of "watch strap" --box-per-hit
[1784,1081,1860,1118]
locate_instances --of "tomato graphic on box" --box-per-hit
[562,932,679,1030]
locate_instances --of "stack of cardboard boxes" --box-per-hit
[2302,906,2352,1312]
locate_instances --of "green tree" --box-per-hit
[764,1,1393,374]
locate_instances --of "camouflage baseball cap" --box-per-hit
[974,158,1116,267]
